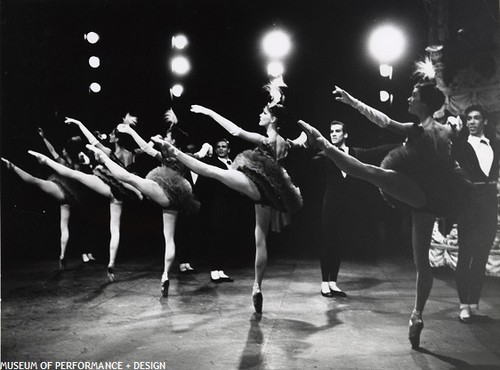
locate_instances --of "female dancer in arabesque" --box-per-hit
[151,79,303,313]
[297,81,471,349]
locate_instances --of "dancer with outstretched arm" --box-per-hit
[150,79,303,313]
[297,81,472,349]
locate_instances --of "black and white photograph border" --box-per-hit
[2,0,500,368]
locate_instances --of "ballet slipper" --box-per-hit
[150,136,179,158]
[28,150,48,164]
[297,120,325,149]
[1,158,14,170]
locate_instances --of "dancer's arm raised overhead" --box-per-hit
[37,127,67,164]
[333,86,413,135]
[65,117,112,156]
[191,105,267,145]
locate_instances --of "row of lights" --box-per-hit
[82,25,407,103]
[84,31,101,93]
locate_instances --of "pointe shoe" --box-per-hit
[85,145,106,163]
[408,314,424,349]
[59,257,66,271]
[253,292,263,313]
[1,158,14,170]
[107,267,115,282]
[161,280,170,298]
[27,150,47,164]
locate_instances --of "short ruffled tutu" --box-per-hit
[380,143,472,216]
[48,173,88,206]
[146,166,200,214]
[93,165,139,202]
[232,148,303,213]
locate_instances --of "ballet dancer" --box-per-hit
[2,130,94,268]
[150,79,303,313]
[84,125,200,297]
[64,115,140,281]
[297,81,472,348]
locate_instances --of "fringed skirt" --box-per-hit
[146,166,200,214]
[380,144,472,216]
[232,148,303,213]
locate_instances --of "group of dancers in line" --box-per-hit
[2,68,489,349]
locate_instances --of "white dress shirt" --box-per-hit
[468,135,494,176]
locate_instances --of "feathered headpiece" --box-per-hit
[413,56,436,82]
[121,113,138,126]
[264,75,287,108]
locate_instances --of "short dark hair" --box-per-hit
[464,105,487,120]
[330,120,346,132]
[415,81,445,113]
[215,138,230,147]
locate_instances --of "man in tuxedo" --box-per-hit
[316,121,391,297]
[453,105,499,323]
[197,139,246,283]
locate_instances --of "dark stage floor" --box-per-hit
[2,255,500,369]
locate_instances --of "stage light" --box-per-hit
[379,90,393,103]
[171,56,191,76]
[262,30,291,59]
[89,82,101,93]
[171,84,184,98]
[369,25,405,63]
[172,35,188,50]
[267,61,285,77]
[379,64,392,78]
[89,56,100,68]
[85,32,100,44]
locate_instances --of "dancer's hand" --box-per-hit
[85,144,107,164]
[28,150,48,164]
[197,142,213,158]
[37,127,45,138]
[116,123,133,134]
[332,86,355,106]
[164,109,178,124]
[190,105,213,116]
[64,117,83,126]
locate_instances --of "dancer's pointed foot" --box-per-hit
[107,267,115,282]
[161,280,170,298]
[409,311,424,349]
[27,150,48,164]
[252,283,263,313]
[1,157,15,170]
[297,120,324,149]
[85,145,107,163]
[59,257,66,271]
[151,136,179,158]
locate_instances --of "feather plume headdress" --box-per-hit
[264,75,287,108]
[121,113,138,126]
[413,56,436,82]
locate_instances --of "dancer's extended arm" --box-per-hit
[38,128,67,164]
[333,86,413,135]
[116,124,163,162]
[65,117,112,156]
[191,105,266,145]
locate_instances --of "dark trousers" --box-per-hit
[456,184,497,304]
